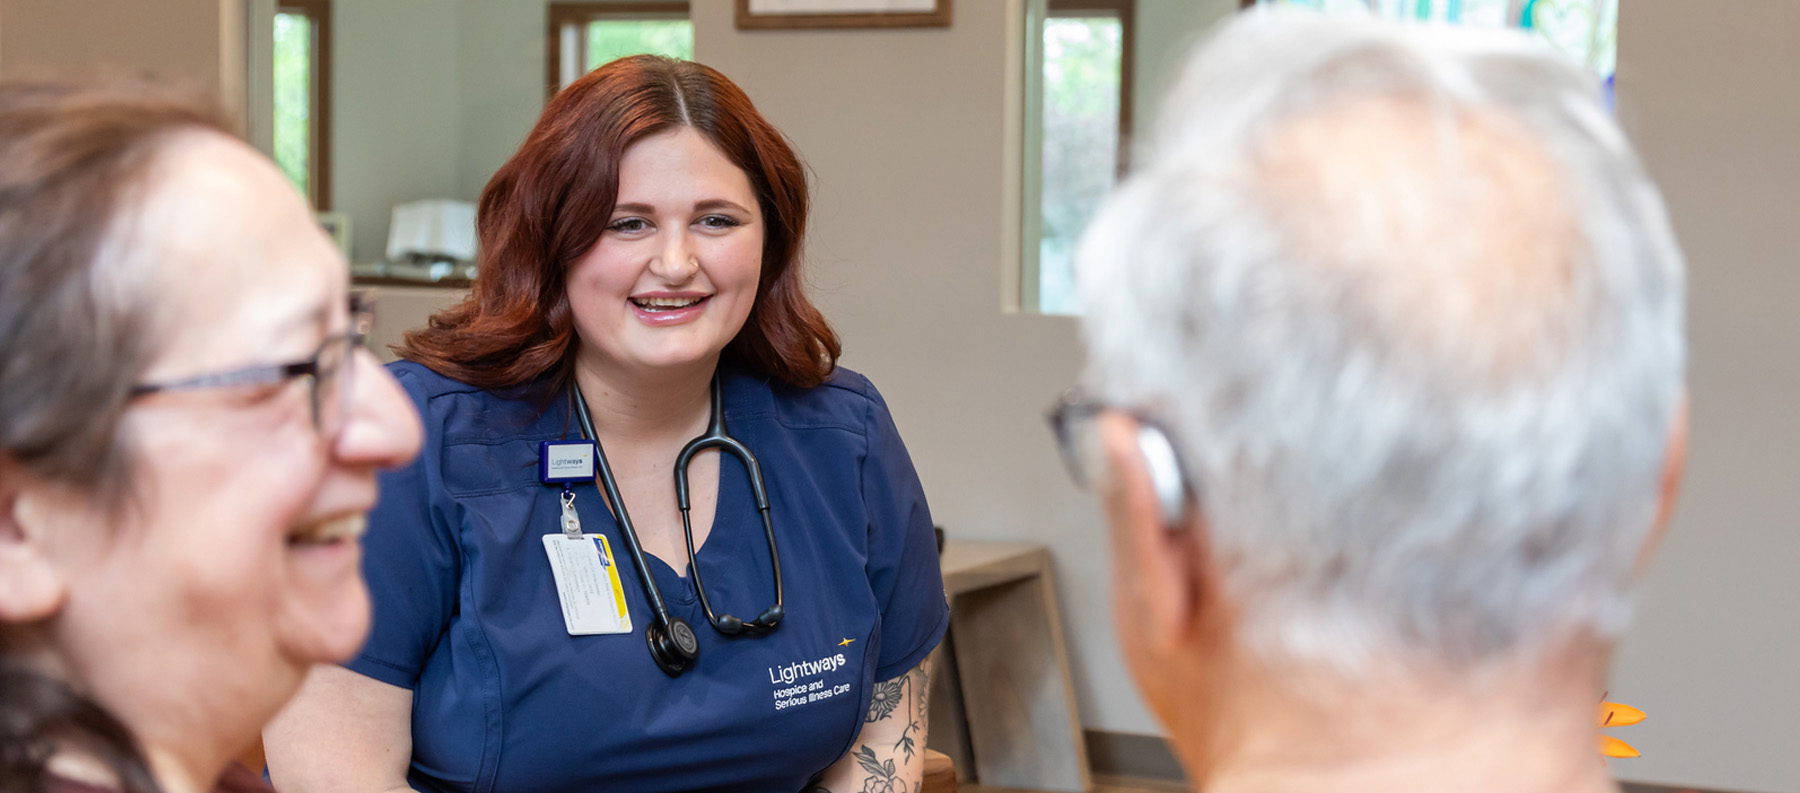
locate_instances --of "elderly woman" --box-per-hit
[266,56,946,793]
[1058,11,1686,793]
[0,84,420,793]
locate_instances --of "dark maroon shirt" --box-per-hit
[46,762,272,793]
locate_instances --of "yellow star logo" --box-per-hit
[838,638,855,647]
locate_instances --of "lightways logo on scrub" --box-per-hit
[768,647,855,711]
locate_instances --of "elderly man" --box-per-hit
[1056,10,1686,793]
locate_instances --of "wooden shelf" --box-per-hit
[930,539,1091,792]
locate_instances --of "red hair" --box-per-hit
[399,56,839,391]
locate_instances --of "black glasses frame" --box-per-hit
[129,296,373,436]
[1046,388,1189,491]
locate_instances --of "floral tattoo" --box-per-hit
[846,662,930,793]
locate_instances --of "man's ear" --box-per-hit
[0,461,71,622]
[1635,395,1689,575]
[1097,413,1208,650]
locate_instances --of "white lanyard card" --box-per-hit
[542,533,633,635]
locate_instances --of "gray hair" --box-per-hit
[0,82,222,501]
[1076,10,1685,671]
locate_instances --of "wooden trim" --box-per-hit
[278,0,332,210]
[546,1,690,100]
[734,0,951,30]
[546,4,581,100]
[1045,0,1134,173]
[351,275,474,290]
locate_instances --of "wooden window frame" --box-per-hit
[545,1,690,100]
[734,0,951,29]
[276,0,332,210]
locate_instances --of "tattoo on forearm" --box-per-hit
[866,678,904,723]
[850,664,930,793]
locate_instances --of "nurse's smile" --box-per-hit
[629,290,713,326]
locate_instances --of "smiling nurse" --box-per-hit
[264,56,949,793]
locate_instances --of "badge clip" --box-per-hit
[560,486,582,538]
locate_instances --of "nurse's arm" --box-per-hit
[263,664,419,793]
[813,657,931,793]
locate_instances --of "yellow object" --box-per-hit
[1598,702,1646,727]
[1599,734,1641,758]
[1596,700,1644,758]
[598,535,629,621]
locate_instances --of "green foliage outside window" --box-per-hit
[586,19,694,71]
[1038,16,1123,315]
[273,12,312,201]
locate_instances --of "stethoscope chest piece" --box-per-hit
[647,617,700,677]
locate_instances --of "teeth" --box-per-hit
[288,514,367,546]
[632,296,704,310]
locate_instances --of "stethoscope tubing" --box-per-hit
[571,384,682,625]
[675,381,784,633]
[569,369,785,670]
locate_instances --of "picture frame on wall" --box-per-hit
[735,0,951,30]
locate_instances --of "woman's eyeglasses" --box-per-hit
[129,296,374,438]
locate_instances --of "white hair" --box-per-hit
[1077,10,1685,672]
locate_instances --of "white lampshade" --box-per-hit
[387,199,477,262]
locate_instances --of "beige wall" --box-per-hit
[0,0,246,126]
[1608,3,1800,791]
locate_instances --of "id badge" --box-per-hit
[542,533,633,635]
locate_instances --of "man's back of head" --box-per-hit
[1072,9,1685,792]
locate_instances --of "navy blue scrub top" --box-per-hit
[349,361,949,793]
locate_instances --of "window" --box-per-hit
[1025,0,1134,315]
[273,0,332,209]
[1248,0,1617,86]
[547,2,694,96]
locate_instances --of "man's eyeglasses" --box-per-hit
[1047,388,1194,526]
[130,296,374,438]
[1047,389,1108,490]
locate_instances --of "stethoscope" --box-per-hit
[570,372,785,677]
